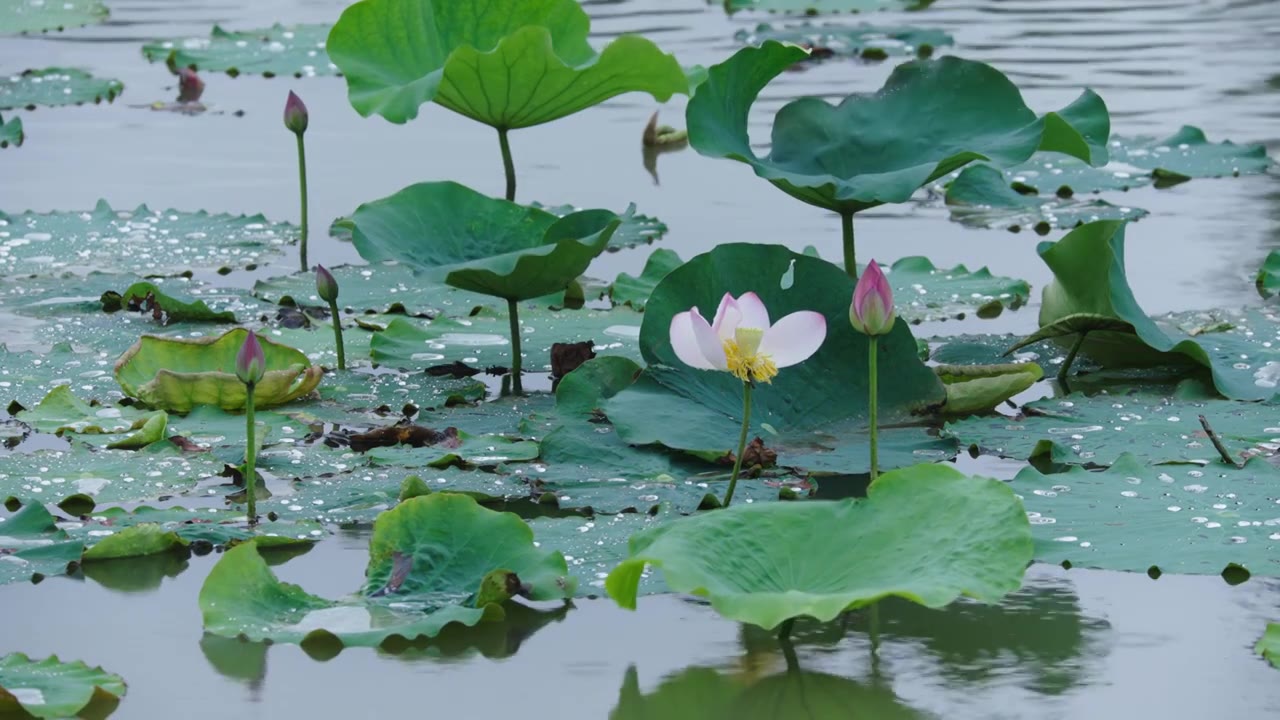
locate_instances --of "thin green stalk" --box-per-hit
[507,298,523,395]
[498,127,516,202]
[841,210,856,279]
[327,298,346,370]
[244,384,258,526]
[1057,331,1087,387]
[869,335,879,482]
[296,133,309,272]
[778,619,799,670]
[723,381,753,508]
[867,601,881,656]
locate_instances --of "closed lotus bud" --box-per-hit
[177,68,204,103]
[235,330,266,385]
[849,260,896,336]
[315,265,339,303]
[283,90,308,135]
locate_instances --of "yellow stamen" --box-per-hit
[723,327,778,384]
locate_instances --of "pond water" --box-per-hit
[2,0,1278,717]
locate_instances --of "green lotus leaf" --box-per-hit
[531,202,669,252]
[944,378,1280,467]
[67,505,322,548]
[723,0,937,12]
[687,42,1108,217]
[610,249,683,310]
[0,111,22,148]
[0,653,125,719]
[946,164,1148,233]
[0,68,123,110]
[1258,250,1280,298]
[1,440,223,507]
[104,281,236,324]
[114,328,323,412]
[327,0,691,129]
[0,0,107,35]
[80,523,186,561]
[16,385,158,438]
[1013,453,1280,578]
[532,512,675,598]
[607,463,1032,629]
[141,24,335,77]
[1037,220,1280,400]
[734,22,952,59]
[0,200,295,278]
[254,263,488,316]
[263,467,501,525]
[604,244,952,473]
[200,494,575,648]
[1258,624,1280,669]
[937,362,1044,416]
[0,503,82,586]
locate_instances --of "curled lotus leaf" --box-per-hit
[114,328,322,412]
[606,463,1033,630]
[936,362,1044,416]
[327,0,692,129]
[686,42,1110,214]
[0,653,126,719]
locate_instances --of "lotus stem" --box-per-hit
[498,127,516,202]
[295,132,310,272]
[868,336,879,481]
[867,601,881,657]
[507,298,523,395]
[244,383,258,526]
[778,619,799,667]
[327,298,346,370]
[841,210,856,279]
[1057,331,1087,388]
[1198,414,1241,468]
[723,381,753,508]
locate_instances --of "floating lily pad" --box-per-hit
[604,244,953,473]
[607,463,1032,629]
[1258,251,1280,298]
[265,468,503,525]
[946,164,1148,233]
[0,112,21,148]
[0,0,107,35]
[303,370,487,424]
[944,379,1280,467]
[327,0,690,129]
[16,385,159,439]
[255,264,491,316]
[532,512,674,597]
[0,503,83,586]
[1013,453,1280,578]
[0,653,125,719]
[610,250,682,310]
[724,0,937,12]
[0,200,295,278]
[364,432,540,469]
[1,441,222,507]
[880,255,1029,322]
[1036,220,1280,400]
[142,24,336,78]
[532,203,669,251]
[103,282,236,324]
[66,506,323,549]
[200,494,576,648]
[0,343,122,409]
[1258,624,1280,669]
[0,68,123,110]
[734,23,952,58]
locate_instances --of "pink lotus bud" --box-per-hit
[235,330,266,385]
[315,265,339,303]
[283,90,308,135]
[849,260,896,336]
[177,68,204,103]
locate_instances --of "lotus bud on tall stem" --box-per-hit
[849,260,896,481]
[668,291,827,507]
[235,331,266,525]
[284,91,310,272]
[315,265,345,370]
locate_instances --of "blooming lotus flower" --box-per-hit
[849,260,896,336]
[283,91,308,135]
[670,292,826,384]
[235,330,266,385]
[315,265,339,303]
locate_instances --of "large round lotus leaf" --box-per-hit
[0,653,125,719]
[0,112,21,148]
[1,441,222,507]
[1258,624,1280,669]
[603,244,952,473]
[1258,251,1280,298]
[1013,453,1280,578]
[724,0,936,12]
[734,22,952,59]
[0,503,83,586]
[0,200,295,278]
[113,328,323,412]
[945,379,1280,467]
[327,0,691,129]
[1036,220,1280,400]
[0,68,123,110]
[200,494,575,648]
[686,42,1109,214]
[946,164,1148,233]
[0,0,107,35]
[606,463,1032,629]
[141,24,335,78]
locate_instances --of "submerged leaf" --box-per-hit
[0,653,125,719]
[142,24,335,77]
[0,68,123,110]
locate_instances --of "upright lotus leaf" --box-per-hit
[1258,624,1280,669]
[1035,220,1280,400]
[114,329,323,412]
[141,24,335,78]
[686,42,1109,272]
[0,111,22,148]
[0,68,123,110]
[1012,453,1280,578]
[604,244,951,473]
[0,653,126,719]
[200,494,575,648]
[0,0,107,35]
[610,249,683,310]
[0,503,83,586]
[532,203,668,252]
[1258,251,1280,298]
[946,164,1148,233]
[607,463,1032,629]
[734,23,953,59]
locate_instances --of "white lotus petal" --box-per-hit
[758,311,827,367]
[670,311,716,370]
[690,307,729,370]
[735,291,770,330]
[711,293,741,339]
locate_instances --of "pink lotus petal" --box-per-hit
[735,291,770,330]
[711,292,741,340]
[670,311,716,370]
[758,311,826,368]
[690,308,729,369]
